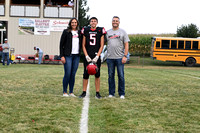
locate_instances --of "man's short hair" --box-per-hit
[112,16,120,22]
[89,17,98,23]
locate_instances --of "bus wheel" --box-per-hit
[185,57,196,67]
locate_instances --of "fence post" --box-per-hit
[142,53,144,67]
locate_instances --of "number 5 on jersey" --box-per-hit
[90,34,96,45]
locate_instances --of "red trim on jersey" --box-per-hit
[102,27,107,34]
[90,28,96,31]
[81,28,84,34]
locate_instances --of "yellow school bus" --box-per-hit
[151,37,200,66]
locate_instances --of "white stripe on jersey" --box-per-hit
[102,27,106,34]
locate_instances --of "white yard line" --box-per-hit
[178,73,200,80]
[79,80,90,133]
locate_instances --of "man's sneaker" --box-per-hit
[63,93,69,97]
[69,93,76,97]
[120,95,125,99]
[95,93,102,99]
[79,92,86,98]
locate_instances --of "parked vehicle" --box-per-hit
[100,45,107,63]
[126,52,131,64]
[151,37,200,67]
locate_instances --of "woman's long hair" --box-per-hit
[67,18,79,32]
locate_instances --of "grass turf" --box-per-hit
[0,64,83,132]
[0,58,200,132]
[88,67,200,132]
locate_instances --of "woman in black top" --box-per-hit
[60,18,82,97]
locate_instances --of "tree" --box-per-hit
[78,0,90,28]
[0,21,7,29]
[176,23,199,38]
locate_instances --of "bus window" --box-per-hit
[192,41,199,50]
[156,41,160,48]
[161,40,169,49]
[171,40,177,49]
[178,40,184,49]
[185,41,191,50]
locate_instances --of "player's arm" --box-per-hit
[97,35,104,56]
[82,35,92,62]
[122,42,129,64]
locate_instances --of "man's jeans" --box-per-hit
[2,52,9,65]
[106,58,125,96]
[38,52,43,64]
[63,54,80,94]
[0,51,2,62]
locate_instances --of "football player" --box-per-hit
[79,17,106,99]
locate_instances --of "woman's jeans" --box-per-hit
[63,54,80,94]
[106,58,125,96]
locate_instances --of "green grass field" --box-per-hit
[0,58,200,132]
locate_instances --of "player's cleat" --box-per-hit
[120,95,125,99]
[63,93,69,97]
[95,93,102,99]
[69,93,76,97]
[79,92,86,98]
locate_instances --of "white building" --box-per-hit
[0,0,78,57]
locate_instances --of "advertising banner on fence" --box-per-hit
[18,18,35,35]
[50,20,69,31]
[34,19,50,35]
[18,18,70,35]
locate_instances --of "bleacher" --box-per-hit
[15,54,61,64]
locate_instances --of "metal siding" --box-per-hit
[8,17,64,56]
[0,0,79,56]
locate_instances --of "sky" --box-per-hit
[86,0,200,34]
